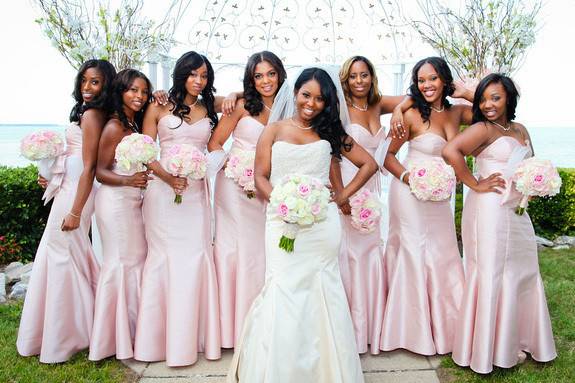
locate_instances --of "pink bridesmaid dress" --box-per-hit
[338,124,386,354]
[89,161,147,360]
[213,116,266,348]
[17,123,100,363]
[134,115,221,366]
[381,132,464,355]
[452,136,556,373]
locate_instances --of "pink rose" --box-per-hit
[277,203,289,217]
[143,135,154,144]
[243,168,254,177]
[311,203,321,215]
[359,208,372,221]
[298,184,310,197]
[534,174,543,183]
[417,168,426,177]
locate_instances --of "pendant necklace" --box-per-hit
[491,120,511,131]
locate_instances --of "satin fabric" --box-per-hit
[17,123,100,363]
[381,133,464,355]
[339,123,386,354]
[89,162,147,360]
[228,140,364,383]
[213,116,267,348]
[452,136,556,373]
[134,115,221,366]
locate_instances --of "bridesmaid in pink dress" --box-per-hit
[17,59,116,363]
[381,57,472,355]
[134,51,231,366]
[443,73,556,373]
[336,56,405,354]
[89,69,152,361]
[207,51,287,348]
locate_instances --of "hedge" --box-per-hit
[528,168,575,238]
[0,165,50,263]
[0,166,573,264]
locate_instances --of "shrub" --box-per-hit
[528,168,575,239]
[0,165,50,263]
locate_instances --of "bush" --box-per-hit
[528,168,575,239]
[0,165,50,263]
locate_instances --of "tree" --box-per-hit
[407,0,541,78]
[33,0,191,70]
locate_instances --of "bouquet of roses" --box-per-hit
[114,133,158,173]
[268,174,331,253]
[165,144,207,204]
[349,188,382,233]
[20,130,65,180]
[512,157,562,215]
[225,148,256,198]
[407,159,456,201]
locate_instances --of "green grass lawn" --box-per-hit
[0,301,136,383]
[439,247,575,382]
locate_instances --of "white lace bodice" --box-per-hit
[270,140,332,186]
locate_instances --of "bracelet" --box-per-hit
[399,170,409,184]
[68,212,81,218]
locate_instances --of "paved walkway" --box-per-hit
[123,349,442,382]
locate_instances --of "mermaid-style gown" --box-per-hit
[17,123,100,363]
[339,123,386,354]
[213,116,266,348]
[381,132,464,355]
[134,115,221,366]
[228,140,364,383]
[452,136,556,373]
[89,160,147,360]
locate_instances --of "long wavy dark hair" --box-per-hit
[294,68,350,159]
[472,73,520,124]
[69,59,116,122]
[168,51,218,129]
[109,69,152,133]
[408,56,455,123]
[243,51,287,116]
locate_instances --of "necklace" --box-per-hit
[290,118,313,130]
[261,101,273,112]
[430,104,445,113]
[491,120,511,131]
[186,97,199,108]
[351,102,368,112]
[127,119,139,133]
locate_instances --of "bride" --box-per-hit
[227,67,377,382]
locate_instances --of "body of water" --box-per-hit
[1,124,574,168]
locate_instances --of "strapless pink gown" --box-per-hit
[339,124,386,354]
[381,132,464,355]
[17,123,100,363]
[89,162,147,360]
[213,116,266,348]
[134,115,221,366]
[452,136,556,373]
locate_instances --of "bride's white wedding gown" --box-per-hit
[228,140,364,383]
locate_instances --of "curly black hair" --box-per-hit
[472,73,520,124]
[293,68,351,159]
[243,51,286,116]
[408,57,454,123]
[168,51,218,129]
[109,69,152,133]
[69,59,116,122]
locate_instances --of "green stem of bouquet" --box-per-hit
[279,236,295,253]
